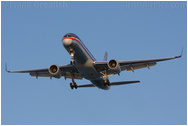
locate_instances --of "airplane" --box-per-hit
[6,33,182,90]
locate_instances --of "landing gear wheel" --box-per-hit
[107,80,110,86]
[104,80,110,86]
[75,85,77,89]
[70,82,77,89]
[70,83,74,89]
[70,61,75,65]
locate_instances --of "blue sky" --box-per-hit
[2,1,187,125]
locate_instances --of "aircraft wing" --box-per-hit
[94,54,182,73]
[6,64,83,79]
[119,55,181,72]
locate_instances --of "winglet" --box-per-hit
[5,63,9,73]
[175,48,183,58]
[181,47,184,57]
[5,63,8,72]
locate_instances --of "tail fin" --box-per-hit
[104,51,107,61]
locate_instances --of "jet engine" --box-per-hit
[108,59,121,74]
[48,64,61,78]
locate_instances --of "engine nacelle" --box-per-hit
[108,59,121,74]
[48,64,61,79]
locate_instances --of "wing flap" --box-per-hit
[30,72,83,79]
[62,72,83,80]
[121,62,157,71]
[30,73,51,77]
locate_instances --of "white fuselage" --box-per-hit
[62,37,109,90]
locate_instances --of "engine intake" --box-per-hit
[48,64,61,78]
[108,59,121,74]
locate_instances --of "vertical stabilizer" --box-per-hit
[104,51,107,61]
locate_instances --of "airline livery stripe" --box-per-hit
[63,37,79,43]
[63,37,95,61]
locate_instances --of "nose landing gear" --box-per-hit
[69,50,75,65]
[70,61,75,65]
[69,50,74,60]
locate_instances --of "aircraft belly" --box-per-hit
[75,60,100,80]
[63,40,101,80]
[91,79,110,90]
[63,39,109,90]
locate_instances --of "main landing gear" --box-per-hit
[70,78,77,89]
[70,82,77,89]
[103,69,110,86]
[104,79,110,86]
[69,50,74,60]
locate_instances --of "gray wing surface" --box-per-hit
[6,64,83,79]
[94,54,182,72]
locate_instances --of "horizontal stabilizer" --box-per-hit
[77,84,95,88]
[110,80,140,86]
[75,80,140,89]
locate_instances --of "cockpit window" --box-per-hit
[72,35,76,38]
[64,34,77,38]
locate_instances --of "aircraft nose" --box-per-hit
[63,38,72,46]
